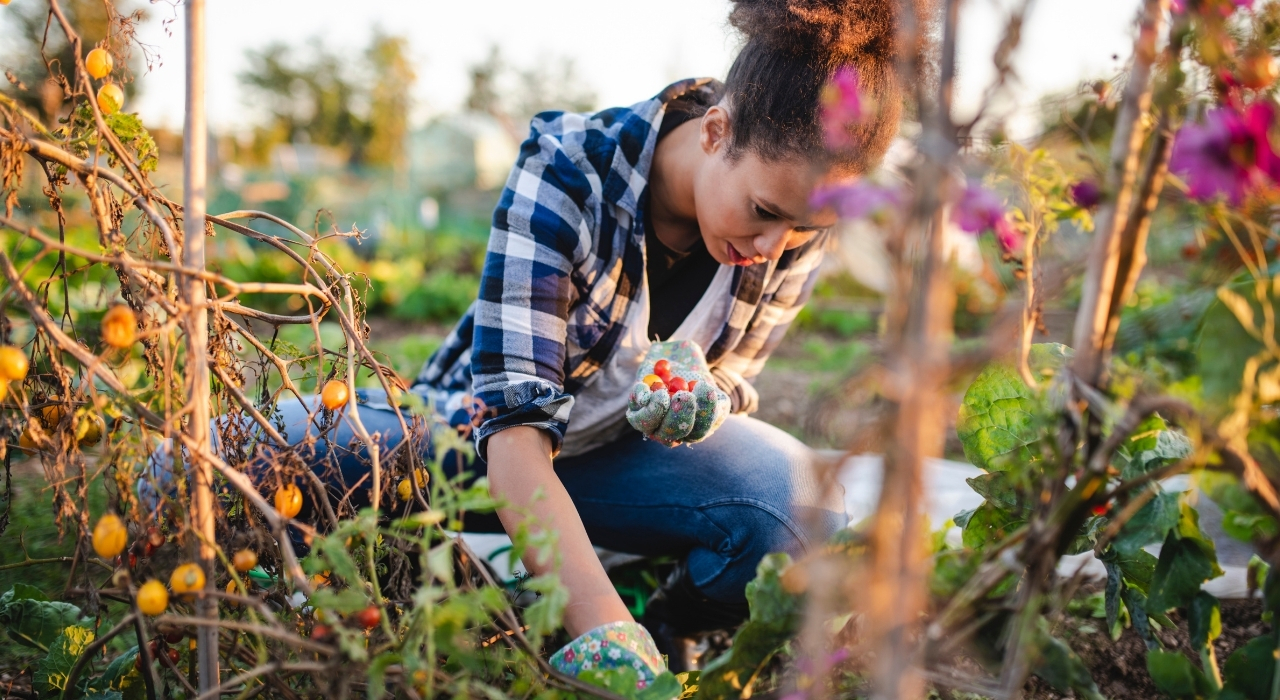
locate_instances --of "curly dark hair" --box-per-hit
[725,0,932,175]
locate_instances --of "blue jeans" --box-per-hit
[155,390,847,604]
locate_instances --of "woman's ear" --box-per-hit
[699,105,731,156]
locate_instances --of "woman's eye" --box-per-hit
[754,204,778,221]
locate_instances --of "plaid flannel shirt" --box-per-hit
[415,79,828,459]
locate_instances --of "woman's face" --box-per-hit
[693,106,839,267]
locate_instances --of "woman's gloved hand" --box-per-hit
[548,621,667,691]
[626,340,729,446]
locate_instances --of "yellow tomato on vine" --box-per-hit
[136,580,168,616]
[102,305,137,348]
[0,346,28,382]
[320,380,349,409]
[274,483,303,519]
[97,83,123,114]
[170,563,205,595]
[233,549,257,572]
[92,514,127,558]
[85,48,114,79]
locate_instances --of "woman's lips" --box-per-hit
[727,243,754,266]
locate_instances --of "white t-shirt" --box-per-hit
[558,264,734,458]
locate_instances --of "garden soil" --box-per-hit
[1025,598,1268,699]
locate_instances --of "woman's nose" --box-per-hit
[753,227,790,261]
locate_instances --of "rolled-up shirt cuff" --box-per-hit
[473,380,574,461]
[709,367,758,415]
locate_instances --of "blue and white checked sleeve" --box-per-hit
[711,234,827,414]
[470,122,597,460]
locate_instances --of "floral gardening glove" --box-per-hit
[548,621,667,691]
[626,340,729,446]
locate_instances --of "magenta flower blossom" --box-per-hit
[811,181,902,220]
[1069,180,1102,209]
[820,66,864,149]
[951,182,1024,254]
[1169,101,1280,204]
[1171,0,1253,14]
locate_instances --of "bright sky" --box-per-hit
[3,0,1144,138]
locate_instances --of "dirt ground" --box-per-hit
[1024,598,1268,699]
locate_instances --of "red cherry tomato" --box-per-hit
[687,380,697,392]
[166,648,180,664]
[1091,503,1110,516]
[354,605,382,629]
[649,380,666,393]
[667,377,688,393]
[313,624,332,640]
[653,359,671,380]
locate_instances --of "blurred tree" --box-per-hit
[365,30,416,171]
[1,0,146,125]
[463,45,598,139]
[238,33,414,168]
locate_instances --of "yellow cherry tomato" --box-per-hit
[170,562,205,595]
[0,381,7,403]
[0,346,28,382]
[18,425,39,452]
[76,413,105,446]
[320,380,349,410]
[101,305,137,348]
[397,469,428,501]
[136,580,169,616]
[96,83,123,114]
[85,48,114,79]
[232,549,257,572]
[92,513,127,558]
[225,580,241,607]
[274,483,303,519]
[41,404,65,429]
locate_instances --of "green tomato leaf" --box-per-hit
[1222,510,1280,542]
[965,471,1031,517]
[637,672,682,700]
[961,502,1024,551]
[87,645,140,697]
[1114,488,1180,558]
[1145,507,1224,614]
[1221,635,1277,700]
[957,344,1071,472]
[0,597,85,650]
[1147,649,1214,699]
[0,583,49,605]
[1029,622,1104,700]
[33,624,95,697]
[579,666,641,698]
[698,554,801,699]
[1188,591,1222,652]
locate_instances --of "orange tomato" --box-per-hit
[0,346,28,382]
[136,580,169,616]
[86,48,114,79]
[274,483,303,519]
[102,305,138,348]
[232,549,257,572]
[170,562,205,595]
[320,380,349,410]
[96,83,123,114]
[92,513,128,558]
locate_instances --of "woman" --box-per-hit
[415,0,913,679]
[150,0,914,685]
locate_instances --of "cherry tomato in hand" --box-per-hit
[653,359,671,381]
[667,376,687,393]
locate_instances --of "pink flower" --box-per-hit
[951,182,1024,254]
[821,66,864,149]
[1169,101,1280,204]
[1068,180,1102,209]
[810,181,902,220]
[1172,0,1253,14]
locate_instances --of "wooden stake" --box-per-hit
[183,0,219,688]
